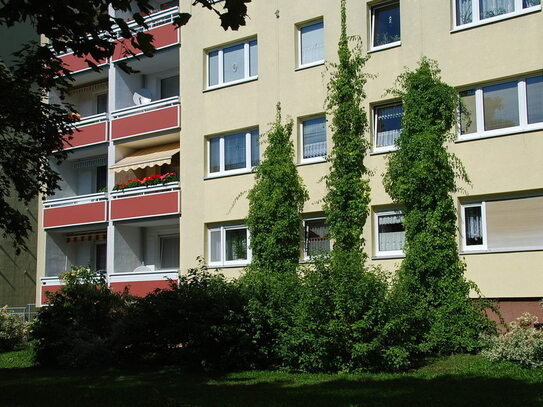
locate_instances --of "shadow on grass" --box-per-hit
[1,365,543,407]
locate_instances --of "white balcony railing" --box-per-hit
[110,96,179,120]
[43,192,107,209]
[76,112,108,127]
[110,182,179,200]
[121,6,179,34]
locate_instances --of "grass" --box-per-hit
[1,349,543,406]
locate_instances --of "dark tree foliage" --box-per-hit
[383,58,495,355]
[323,0,370,261]
[246,104,308,273]
[0,0,250,251]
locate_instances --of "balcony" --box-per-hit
[64,113,109,149]
[112,7,180,62]
[58,52,108,75]
[110,183,179,221]
[43,193,108,228]
[111,97,179,140]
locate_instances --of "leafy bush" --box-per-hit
[482,313,543,369]
[115,259,257,371]
[0,306,29,352]
[31,266,129,368]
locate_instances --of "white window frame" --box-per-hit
[299,115,327,164]
[460,202,488,251]
[208,225,251,267]
[370,1,401,52]
[452,0,541,31]
[206,38,258,90]
[158,233,180,270]
[373,102,403,153]
[458,73,543,141]
[303,217,331,260]
[374,210,405,257]
[297,19,325,70]
[207,129,259,177]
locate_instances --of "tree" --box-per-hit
[0,0,251,252]
[383,58,494,355]
[246,103,308,272]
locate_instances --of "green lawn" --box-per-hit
[1,348,542,407]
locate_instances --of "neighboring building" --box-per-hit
[0,23,38,310]
[37,0,543,323]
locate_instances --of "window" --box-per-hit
[160,75,180,99]
[95,242,107,273]
[375,211,405,256]
[208,225,250,266]
[208,129,259,176]
[207,38,258,88]
[160,235,180,269]
[298,20,324,67]
[96,93,108,114]
[304,218,330,259]
[455,0,541,27]
[371,1,401,49]
[458,74,543,139]
[461,196,543,252]
[374,103,403,150]
[301,116,327,162]
[96,165,107,193]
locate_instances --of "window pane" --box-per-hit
[373,2,401,47]
[223,43,245,83]
[523,0,541,7]
[480,0,514,19]
[208,50,219,86]
[527,76,543,124]
[95,243,107,272]
[465,206,483,246]
[160,236,180,269]
[300,21,324,65]
[96,93,108,114]
[483,81,519,131]
[210,230,221,263]
[305,219,330,257]
[209,137,221,173]
[249,40,258,77]
[378,214,405,252]
[303,117,327,159]
[375,104,403,147]
[251,130,260,167]
[96,165,107,192]
[456,0,473,25]
[224,132,246,171]
[459,89,477,134]
[225,229,247,261]
[160,75,179,99]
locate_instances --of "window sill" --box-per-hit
[207,263,249,269]
[455,123,543,143]
[298,157,327,166]
[203,76,258,93]
[295,61,325,72]
[372,254,405,260]
[368,41,401,53]
[370,146,398,156]
[204,169,255,180]
[451,6,541,33]
[460,247,543,255]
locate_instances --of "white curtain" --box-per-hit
[376,105,403,148]
[378,214,405,252]
[480,0,514,19]
[224,132,246,170]
[456,0,473,24]
[466,213,482,241]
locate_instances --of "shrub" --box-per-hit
[0,306,29,352]
[114,259,257,371]
[31,266,129,368]
[482,313,543,369]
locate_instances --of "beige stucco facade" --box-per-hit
[178,0,543,298]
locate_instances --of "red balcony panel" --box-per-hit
[111,105,179,140]
[44,202,107,228]
[60,53,107,73]
[110,279,177,297]
[63,121,108,149]
[41,284,63,305]
[110,191,179,220]
[112,24,179,61]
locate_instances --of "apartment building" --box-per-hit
[37,0,543,322]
